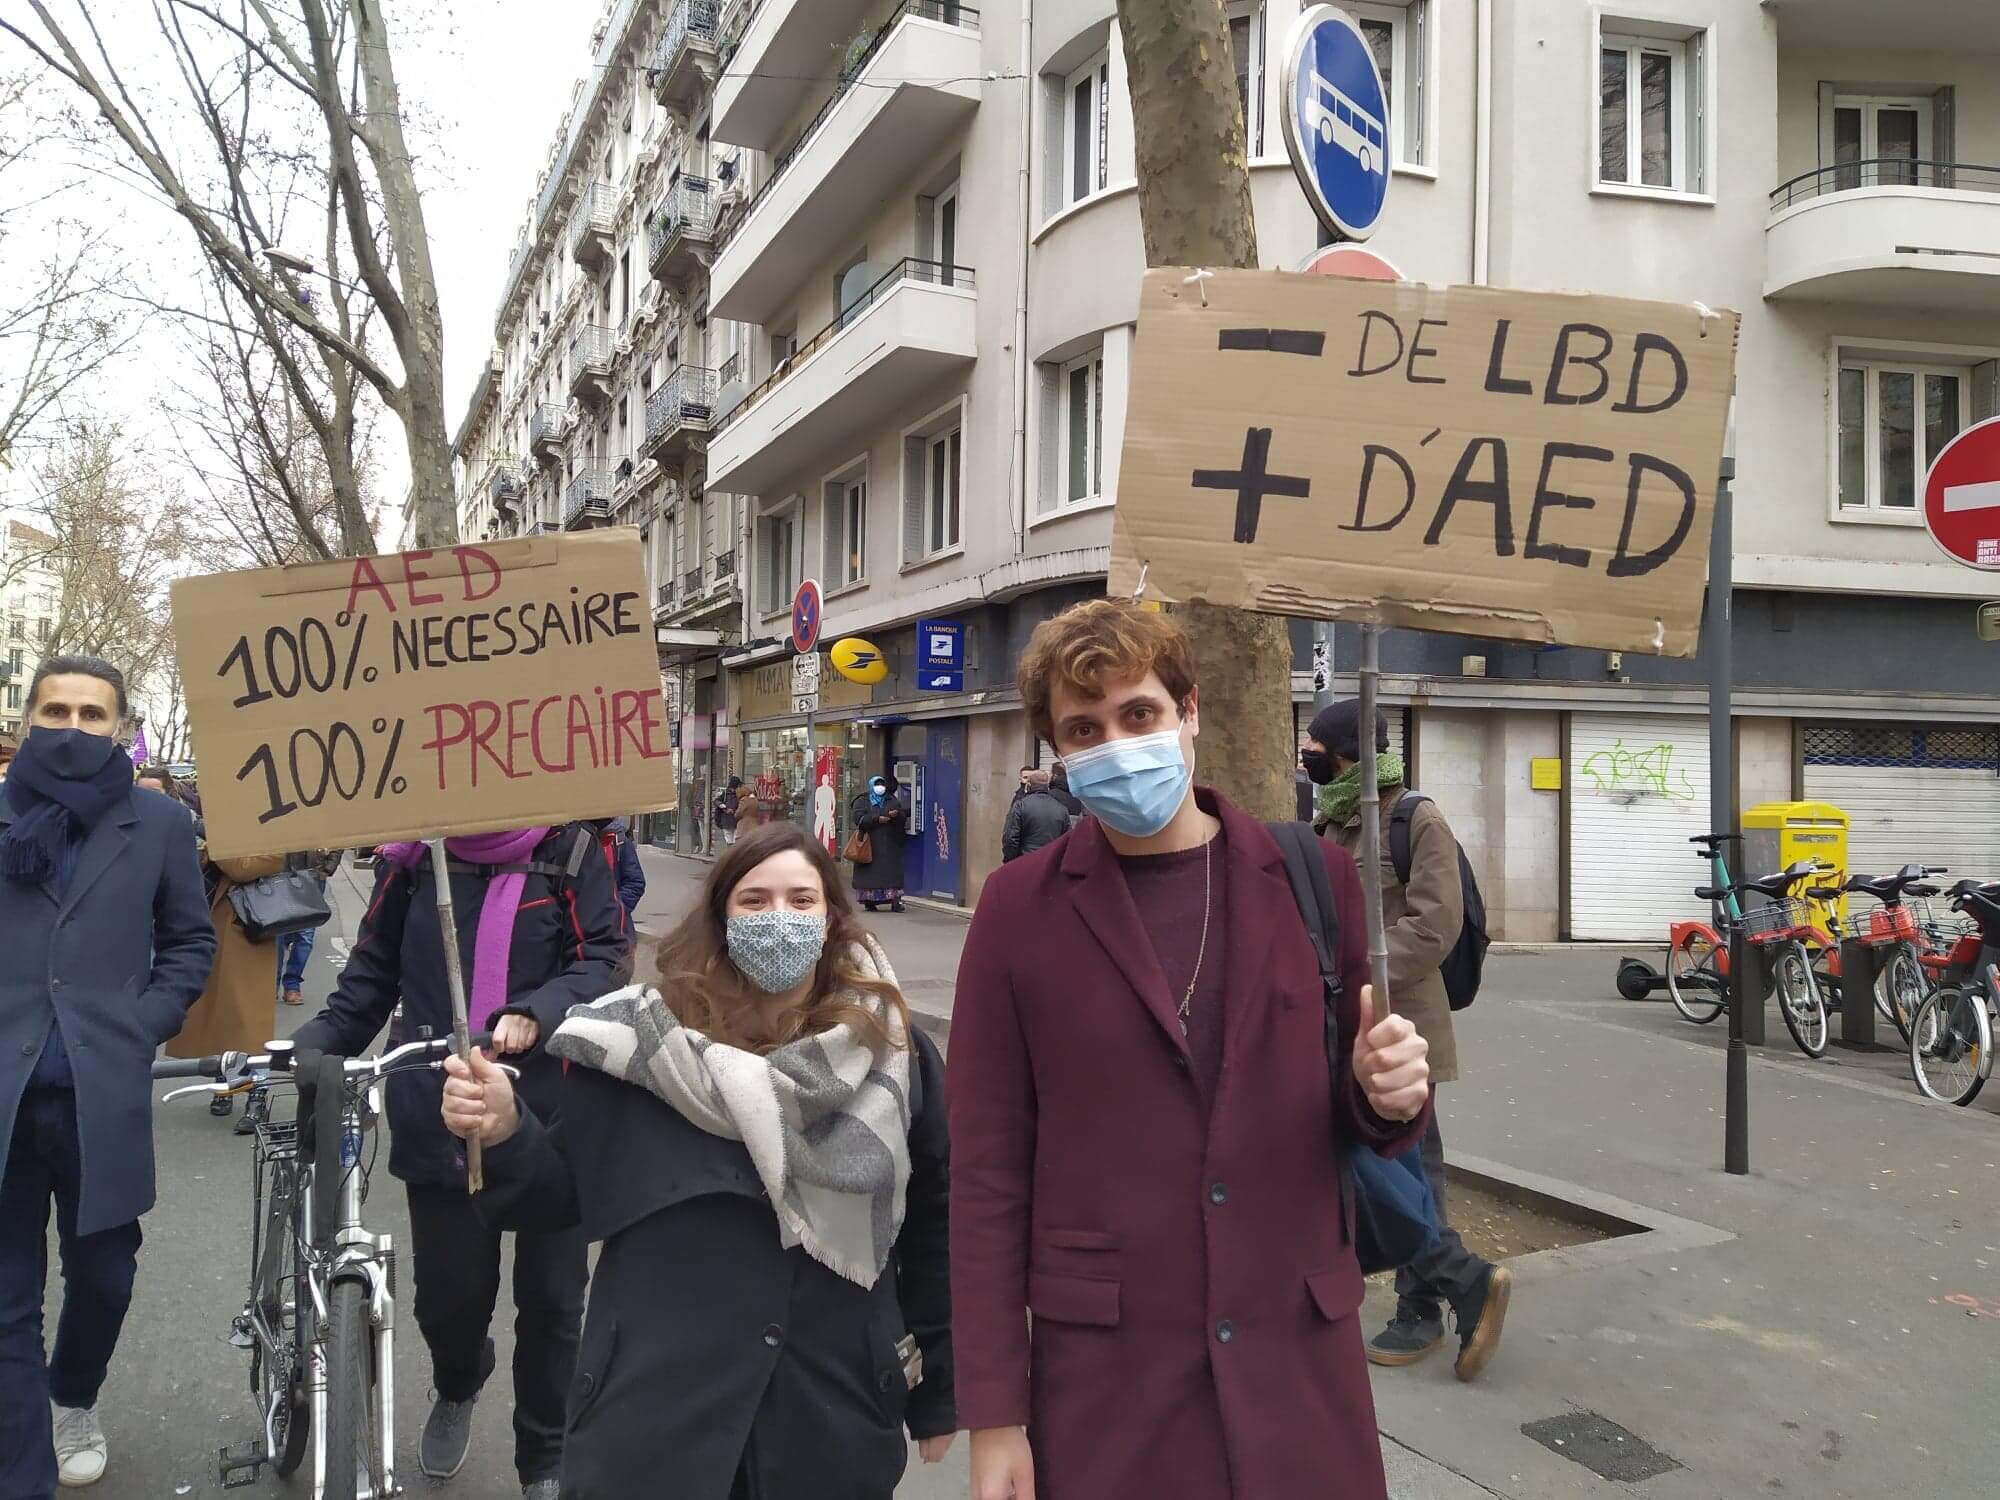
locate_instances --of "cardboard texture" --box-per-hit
[171,530,675,860]
[1109,268,1741,656]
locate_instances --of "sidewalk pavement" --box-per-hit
[638,846,2000,1498]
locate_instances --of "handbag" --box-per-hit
[228,867,334,943]
[842,828,873,864]
[1266,821,1439,1276]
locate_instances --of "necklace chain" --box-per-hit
[1177,836,1213,1036]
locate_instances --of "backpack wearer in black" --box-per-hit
[1386,793,1491,1011]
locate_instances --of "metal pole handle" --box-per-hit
[1357,623,1391,1018]
[428,839,482,1194]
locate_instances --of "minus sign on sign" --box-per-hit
[1943,481,2000,513]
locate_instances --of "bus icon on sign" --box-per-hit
[1305,70,1385,176]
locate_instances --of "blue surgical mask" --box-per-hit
[1060,727,1192,838]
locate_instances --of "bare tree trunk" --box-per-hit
[1115,0,1296,820]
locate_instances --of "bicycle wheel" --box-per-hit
[1910,985,1990,1106]
[323,1279,379,1500]
[1666,930,1727,1024]
[1876,946,1925,1045]
[1774,943,1829,1058]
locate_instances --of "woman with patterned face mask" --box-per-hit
[440,822,955,1500]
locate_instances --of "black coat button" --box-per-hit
[762,1324,783,1348]
[579,1373,595,1397]
[1209,1182,1228,1205]
[49,979,62,992]
[1172,1054,1189,1070]
[1215,1320,1235,1344]
[878,1370,897,1394]
[17,1041,33,1056]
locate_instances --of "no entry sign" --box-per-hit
[1924,415,2000,570]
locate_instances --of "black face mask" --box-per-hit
[1300,748,1336,785]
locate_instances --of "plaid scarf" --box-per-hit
[549,935,913,1287]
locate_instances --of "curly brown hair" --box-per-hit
[1018,597,1197,744]
[650,821,911,1055]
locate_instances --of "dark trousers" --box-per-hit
[1394,1090,1490,1319]
[0,1089,143,1500]
[404,1180,586,1485]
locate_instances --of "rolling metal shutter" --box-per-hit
[1802,724,2000,882]
[1568,713,1712,940]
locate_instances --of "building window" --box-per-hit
[1066,52,1110,205]
[1353,0,1429,168]
[1837,356,1967,517]
[4,685,17,711]
[823,469,868,588]
[902,403,965,565]
[1834,95,1928,189]
[759,507,797,614]
[1061,351,1105,507]
[1227,4,1264,156]
[1598,26,1707,194]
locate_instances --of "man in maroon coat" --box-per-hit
[949,599,1432,1500]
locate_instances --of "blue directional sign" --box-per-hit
[1280,5,1391,242]
[916,618,963,694]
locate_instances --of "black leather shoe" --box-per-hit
[1366,1308,1446,1366]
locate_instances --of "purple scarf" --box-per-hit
[378,827,553,1032]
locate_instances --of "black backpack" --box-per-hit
[1387,793,1490,1011]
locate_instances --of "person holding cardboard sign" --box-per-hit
[948,600,1430,1500]
[292,822,625,1497]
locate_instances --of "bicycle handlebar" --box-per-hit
[150,1032,495,1088]
[151,1054,227,1080]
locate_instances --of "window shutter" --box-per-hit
[1687,31,1707,194]
[1037,366,1061,513]
[1815,81,1835,167]
[903,439,926,563]
[1972,360,1999,424]
[822,481,843,583]
[1933,87,1956,189]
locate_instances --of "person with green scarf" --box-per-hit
[1301,700,1510,1384]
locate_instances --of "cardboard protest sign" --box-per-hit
[171,530,674,860]
[1109,268,1740,656]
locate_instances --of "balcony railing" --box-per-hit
[714,548,735,575]
[716,257,973,434]
[564,469,614,528]
[1770,158,2000,210]
[568,324,615,385]
[716,2,980,255]
[656,581,676,610]
[528,403,565,460]
[569,181,617,263]
[648,177,714,278]
[684,568,705,595]
[651,0,718,86]
[645,365,719,450]
[488,461,525,512]
[718,351,742,386]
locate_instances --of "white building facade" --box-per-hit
[453,0,2000,929]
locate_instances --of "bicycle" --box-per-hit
[1807,865,1951,1044]
[1666,848,1837,1057]
[1907,879,2000,1107]
[153,1030,500,1499]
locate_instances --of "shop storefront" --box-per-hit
[730,656,876,853]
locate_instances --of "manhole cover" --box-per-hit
[1520,1412,1681,1483]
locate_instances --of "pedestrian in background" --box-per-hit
[950,601,1429,1500]
[164,834,286,1123]
[1047,759,1082,820]
[849,774,908,913]
[1000,768,1069,863]
[0,656,216,1496]
[293,823,624,1499]
[440,822,955,1499]
[714,777,742,846]
[276,850,342,1010]
[734,775,764,835]
[1305,699,1510,1381]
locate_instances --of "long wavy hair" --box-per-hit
[652,821,912,1055]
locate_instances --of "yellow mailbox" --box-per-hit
[1743,801,1849,926]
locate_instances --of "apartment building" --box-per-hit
[452,0,2000,931]
[0,522,60,737]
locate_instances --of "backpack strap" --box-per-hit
[1265,822,1342,999]
[1387,791,1431,887]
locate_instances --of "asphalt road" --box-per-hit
[47,875,967,1500]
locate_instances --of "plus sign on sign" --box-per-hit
[1924,416,2000,570]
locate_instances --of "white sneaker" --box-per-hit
[51,1403,107,1488]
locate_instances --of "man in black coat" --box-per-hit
[1000,770,1072,863]
[293,824,624,1498]
[0,657,216,1497]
